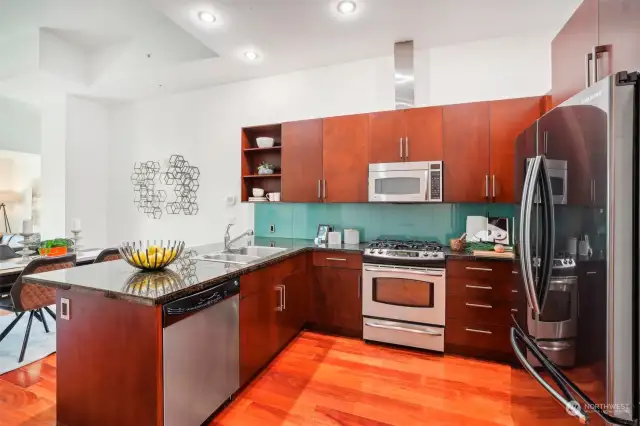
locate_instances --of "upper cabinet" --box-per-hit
[444,97,547,203]
[281,119,323,203]
[490,97,548,203]
[369,107,443,163]
[551,0,640,107]
[443,102,490,203]
[323,114,369,203]
[598,0,640,78]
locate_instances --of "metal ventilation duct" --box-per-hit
[394,40,415,109]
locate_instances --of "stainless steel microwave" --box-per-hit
[368,161,443,203]
[526,158,567,204]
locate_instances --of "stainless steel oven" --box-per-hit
[526,158,567,204]
[368,161,443,202]
[362,263,446,352]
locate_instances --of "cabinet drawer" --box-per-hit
[313,251,362,270]
[447,295,514,326]
[447,277,516,303]
[445,318,513,355]
[447,259,514,281]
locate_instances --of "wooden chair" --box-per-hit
[0,254,76,362]
[93,247,121,263]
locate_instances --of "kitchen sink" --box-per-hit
[227,246,288,257]
[195,246,288,265]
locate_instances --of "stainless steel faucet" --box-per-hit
[224,224,254,251]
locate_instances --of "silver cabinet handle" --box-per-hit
[365,321,443,336]
[466,303,492,309]
[466,284,492,290]
[511,308,518,313]
[543,131,548,154]
[399,137,403,159]
[492,175,496,198]
[465,266,492,272]
[358,274,361,299]
[405,137,409,159]
[512,270,519,275]
[586,271,597,275]
[592,45,607,83]
[485,175,489,198]
[317,180,321,200]
[322,179,327,199]
[282,285,286,310]
[326,257,347,261]
[585,52,593,88]
[512,289,518,293]
[364,267,444,277]
[465,328,492,335]
[275,285,284,312]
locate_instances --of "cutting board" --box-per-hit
[472,250,515,259]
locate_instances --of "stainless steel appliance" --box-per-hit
[527,256,578,368]
[526,158,568,204]
[511,71,639,425]
[362,238,446,352]
[163,278,240,426]
[368,161,443,202]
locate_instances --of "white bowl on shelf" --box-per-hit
[252,188,265,197]
[256,137,275,148]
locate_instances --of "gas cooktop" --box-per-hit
[364,238,445,266]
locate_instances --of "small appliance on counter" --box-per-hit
[362,237,445,352]
[344,229,360,245]
[368,161,443,203]
[327,231,341,245]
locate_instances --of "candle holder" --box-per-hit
[69,230,82,253]
[16,233,36,263]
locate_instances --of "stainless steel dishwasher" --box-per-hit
[162,278,240,426]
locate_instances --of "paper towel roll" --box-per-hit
[344,229,360,245]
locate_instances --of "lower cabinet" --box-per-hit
[445,259,522,363]
[309,263,363,338]
[239,254,310,386]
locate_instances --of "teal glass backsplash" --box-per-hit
[254,203,515,243]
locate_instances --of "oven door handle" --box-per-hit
[364,267,443,277]
[365,321,443,336]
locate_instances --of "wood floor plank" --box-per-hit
[0,331,527,426]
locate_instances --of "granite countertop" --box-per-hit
[0,248,104,276]
[23,238,367,306]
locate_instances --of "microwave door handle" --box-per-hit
[510,328,588,424]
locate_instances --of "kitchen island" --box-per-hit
[23,238,365,426]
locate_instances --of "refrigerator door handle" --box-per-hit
[536,156,556,312]
[520,156,542,314]
[510,327,588,424]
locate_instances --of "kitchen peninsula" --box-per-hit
[23,238,365,426]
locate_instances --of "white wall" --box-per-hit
[65,96,109,248]
[107,34,552,246]
[0,96,41,154]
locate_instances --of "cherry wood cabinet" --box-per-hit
[369,107,443,163]
[490,97,547,203]
[322,114,369,203]
[281,119,323,202]
[443,102,490,203]
[276,254,310,349]
[550,0,598,107]
[598,0,640,81]
[309,253,363,337]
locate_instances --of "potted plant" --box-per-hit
[257,161,275,175]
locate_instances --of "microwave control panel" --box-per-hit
[429,162,443,202]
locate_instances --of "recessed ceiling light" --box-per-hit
[337,0,357,14]
[198,11,216,23]
[244,51,259,61]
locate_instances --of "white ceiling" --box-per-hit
[0,0,582,104]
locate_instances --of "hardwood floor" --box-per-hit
[0,330,522,426]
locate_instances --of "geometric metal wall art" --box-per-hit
[131,155,200,220]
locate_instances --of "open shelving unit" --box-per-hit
[241,123,282,202]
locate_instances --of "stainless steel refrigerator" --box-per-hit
[511,71,639,425]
